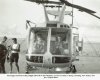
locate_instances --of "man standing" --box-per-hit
[1,36,7,47]
[0,44,7,73]
[0,36,8,73]
[9,38,20,73]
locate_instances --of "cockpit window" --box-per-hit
[33,35,45,54]
[50,28,69,55]
[29,28,48,54]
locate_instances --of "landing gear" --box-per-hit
[66,64,77,73]
[70,64,77,73]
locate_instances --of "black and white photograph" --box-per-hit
[0,0,100,76]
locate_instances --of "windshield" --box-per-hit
[50,28,70,55]
[29,28,48,54]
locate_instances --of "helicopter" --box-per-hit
[24,0,100,73]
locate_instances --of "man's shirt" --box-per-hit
[11,43,20,53]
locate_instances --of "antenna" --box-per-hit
[72,0,73,26]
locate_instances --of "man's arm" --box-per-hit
[18,44,20,52]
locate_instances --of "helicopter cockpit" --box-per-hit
[27,26,71,64]
[28,26,70,53]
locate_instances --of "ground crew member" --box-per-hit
[9,38,20,73]
[0,36,8,73]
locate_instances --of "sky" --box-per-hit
[0,0,100,42]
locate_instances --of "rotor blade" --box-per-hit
[60,0,96,13]
[60,0,100,19]
[89,13,100,19]
[25,0,62,5]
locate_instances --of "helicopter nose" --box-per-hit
[47,58,51,61]
[44,52,52,64]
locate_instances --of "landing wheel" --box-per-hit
[70,65,77,73]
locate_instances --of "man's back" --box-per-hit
[0,44,7,61]
[0,41,7,47]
